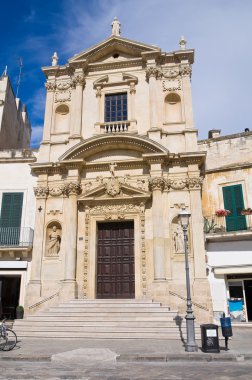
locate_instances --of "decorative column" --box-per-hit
[146,67,161,129]
[149,177,166,280]
[61,181,82,300]
[26,186,49,303]
[72,70,85,137]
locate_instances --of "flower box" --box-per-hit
[241,208,252,215]
[215,209,231,217]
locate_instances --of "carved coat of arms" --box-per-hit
[105,177,121,197]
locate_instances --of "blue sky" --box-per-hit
[1,0,252,147]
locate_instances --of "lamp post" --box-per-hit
[178,207,198,352]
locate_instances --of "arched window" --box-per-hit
[165,93,182,123]
[54,104,70,133]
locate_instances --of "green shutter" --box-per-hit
[223,185,246,231]
[0,193,23,227]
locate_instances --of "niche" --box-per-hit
[165,93,182,123]
[45,221,62,257]
[54,104,70,133]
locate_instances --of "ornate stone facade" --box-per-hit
[27,21,212,323]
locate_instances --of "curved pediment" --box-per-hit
[59,134,168,162]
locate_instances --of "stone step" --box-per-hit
[46,307,174,313]
[14,326,196,333]
[14,321,190,328]
[14,331,201,340]
[13,299,196,340]
[26,312,178,320]
[55,302,163,308]
[66,299,155,304]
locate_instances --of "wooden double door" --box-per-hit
[97,221,135,299]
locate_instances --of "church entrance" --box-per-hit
[96,221,135,299]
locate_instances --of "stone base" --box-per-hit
[147,278,213,324]
[25,281,42,315]
[59,280,77,302]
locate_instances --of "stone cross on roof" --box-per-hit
[111,17,121,36]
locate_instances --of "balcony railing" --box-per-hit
[99,121,130,133]
[0,227,34,247]
[204,214,252,234]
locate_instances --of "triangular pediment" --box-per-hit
[69,36,160,64]
[78,177,151,203]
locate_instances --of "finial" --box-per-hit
[179,36,187,50]
[52,52,59,66]
[111,17,121,36]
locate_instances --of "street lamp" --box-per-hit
[178,207,198,352]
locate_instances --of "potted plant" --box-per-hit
[215,209,231,217]
[241,208,252,215]
[16,305,24,319]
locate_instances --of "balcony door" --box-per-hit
[97,221,135,299]
[223,185,246,232]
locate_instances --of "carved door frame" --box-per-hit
[82,202,147,299]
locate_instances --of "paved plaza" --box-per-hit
[0,327,252,379]
[1,359,252,380]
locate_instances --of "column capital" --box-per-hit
[73,73,86,87]
[186,177,203,190]
[146,66,162,81]
[34,186,49,199]
[45,80,56,92]
[64,182,82,196]
[149,177,165,192]
[180,64,192,78]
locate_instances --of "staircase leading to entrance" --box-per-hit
[13,299,200,340]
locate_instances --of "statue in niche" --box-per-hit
[172,223,184,253]
[47,225,61,256]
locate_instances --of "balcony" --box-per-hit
[96,120,137,134]
[0,227,34,247]
[204,214,252,234]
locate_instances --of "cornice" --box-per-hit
[205,162,252,174]
[88,58,143,72]
[30,159,84,174]
[42,65,74,78]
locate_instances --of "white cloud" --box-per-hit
[31,125,43,148]
[26,87,46,121]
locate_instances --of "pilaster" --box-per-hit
[60,180,82,300]
[146,65,162,129]
[71,69,85,138]
[26,185,49,303]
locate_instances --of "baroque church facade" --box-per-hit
[26,19,212,322]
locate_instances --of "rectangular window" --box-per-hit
[104,93,127,122]
[222,184,246,231]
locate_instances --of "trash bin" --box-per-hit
[200,324,220,353]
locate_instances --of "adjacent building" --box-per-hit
[0,72,31,149]
[0,73,36,319]
[199,129,252,323]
